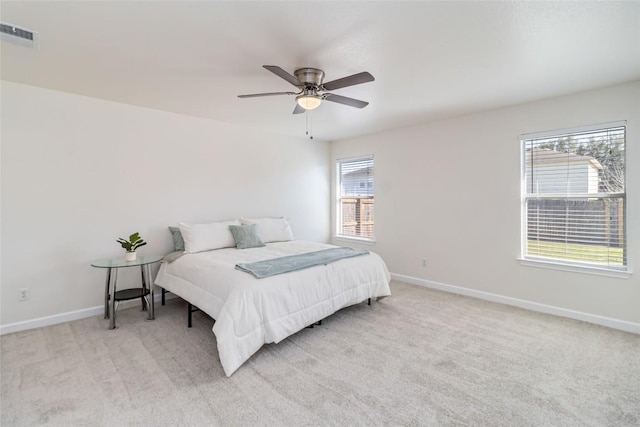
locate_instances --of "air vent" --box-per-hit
[0,22,38,48]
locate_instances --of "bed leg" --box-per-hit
[368,298,371,306]
[306,319,322,329]
[187,303,201,328]
[162,288,166,306]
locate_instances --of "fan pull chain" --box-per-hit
[305,110,313,140]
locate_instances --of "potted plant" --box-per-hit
[117,232,147,261]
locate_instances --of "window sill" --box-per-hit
[517,258,632,279]
[333,235,376,246]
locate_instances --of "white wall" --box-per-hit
[1,81,330,327]
[332,81,640,326]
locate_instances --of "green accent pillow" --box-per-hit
[168,226,185,252]
[229,224,266,249]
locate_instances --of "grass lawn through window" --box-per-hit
[527,241,624,266]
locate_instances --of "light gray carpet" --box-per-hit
[1,281,639,426]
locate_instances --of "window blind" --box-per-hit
[522,124,626,269]
[337,156,375,239]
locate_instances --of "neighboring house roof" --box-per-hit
[344,166,374,178]
[525,148,603,170]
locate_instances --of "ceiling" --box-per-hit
[1,1,639,141]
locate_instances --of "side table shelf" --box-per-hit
[91,255,163,329]
[114,287,150,302]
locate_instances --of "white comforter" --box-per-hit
[155,240,391,376]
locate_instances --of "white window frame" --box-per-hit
[335,155,375,243]
[519,121,631,278]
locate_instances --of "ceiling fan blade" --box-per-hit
[238,92,296,98]
[322,72,374,91]
[293,104,305,114]
[324,93,369,109]
[263,65,301,87]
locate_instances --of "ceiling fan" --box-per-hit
[238,65,375,114]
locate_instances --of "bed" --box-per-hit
[155,239,391,377]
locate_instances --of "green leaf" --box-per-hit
[117,233,144,252]
[132,241,147,251]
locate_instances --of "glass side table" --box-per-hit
[91,254,163,329]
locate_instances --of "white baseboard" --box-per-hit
[391,273,640,335]
[0,292,177,336]
[4,278,638,336]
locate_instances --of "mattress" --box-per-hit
[155,240,391,376]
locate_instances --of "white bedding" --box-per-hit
[155,240,391,376]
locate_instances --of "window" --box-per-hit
[521,122,626,271]
[337,156,375,240]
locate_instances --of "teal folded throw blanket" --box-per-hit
[235,247,369,279]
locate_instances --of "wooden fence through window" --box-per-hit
[341,197,374,238]
[526,198,624,248]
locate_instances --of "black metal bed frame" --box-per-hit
[160,287,371,329]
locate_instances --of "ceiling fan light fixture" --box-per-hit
[296,94,322,110]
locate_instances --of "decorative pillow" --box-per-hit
[240,217,294,243]
[178,219,241,253]
[229,224,266,249]
[168,226,185,252]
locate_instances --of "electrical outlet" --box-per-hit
[18,288,29,301]
[422,258,427,268]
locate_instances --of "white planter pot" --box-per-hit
[125,251,137,262]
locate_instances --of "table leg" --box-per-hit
[140,266,147,311]
[103,268,111,319]
[144,264,155,320]
[109,268,118,330]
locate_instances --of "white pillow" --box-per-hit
[240,217,294,243]
[178,220,241,253]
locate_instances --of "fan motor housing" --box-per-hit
[294,68,324,86]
